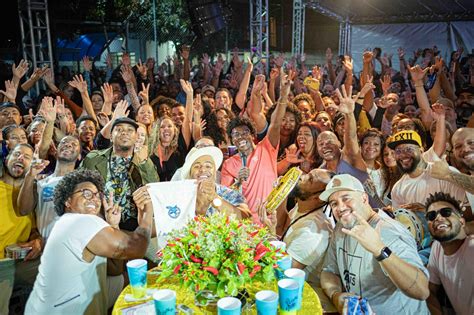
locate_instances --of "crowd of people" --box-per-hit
[0,43,473,314]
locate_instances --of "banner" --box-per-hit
[147,180,197,240]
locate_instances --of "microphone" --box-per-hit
[240,152,247,167]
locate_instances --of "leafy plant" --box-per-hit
[158,213,280,297]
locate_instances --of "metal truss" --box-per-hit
[249,0,269,74]
[18,0,54,94]
[292,0,305,56]
[338,19,351,56]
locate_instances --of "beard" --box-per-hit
[396,154,420,174]
[290,184,312,201]
[432,221,462,242]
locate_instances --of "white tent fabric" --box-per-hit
[350,21,474,73]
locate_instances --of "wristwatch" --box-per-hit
[212,197,223,209]
[375,247,392,261]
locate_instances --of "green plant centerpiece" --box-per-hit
[157,213,279,298]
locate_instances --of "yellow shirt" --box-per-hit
[357,110,371,135]
[0,181,34,258]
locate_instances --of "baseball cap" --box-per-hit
[201,85,216,95]
[111,117,139,131]
[387,130,422,149]
[0,102,21,113]
[319,174,365,202]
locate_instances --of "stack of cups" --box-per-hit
[270,241,291,280]
[255,290,278,315]
[126,259,148,299]
[277,279,300,315]
[284,268,305,310]
[217,297,241,315]
[153,289,176,315]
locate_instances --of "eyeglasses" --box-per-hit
[231,129,251,139]
[425,207,459,221]
[71,188,102,200]
[394,146,418,156]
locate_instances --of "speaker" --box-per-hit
[187,1,232,38]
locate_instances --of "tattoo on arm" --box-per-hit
[449,172,474,194]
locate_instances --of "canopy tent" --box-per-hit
[304,0,474,72]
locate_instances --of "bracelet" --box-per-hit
[414,83,424,87]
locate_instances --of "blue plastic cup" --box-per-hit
[284,268,305,310]
[217,296,241,315]
[278,279,300,313]
[153,289,176,315]
[255,290,278,315]
[275,255,292,280]
[126,259,147,298]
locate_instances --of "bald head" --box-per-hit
[317,131,342,162]
[452,128,474,172]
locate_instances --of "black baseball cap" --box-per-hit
[0,102,21,112]
[111,117,139,131]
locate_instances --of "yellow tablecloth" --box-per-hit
[113,268,323,314]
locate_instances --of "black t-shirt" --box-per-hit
[150,133,189,181]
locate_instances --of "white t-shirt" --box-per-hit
[283,205,333,288]
[367,167,387,201]
[428,236,474,315]
[36,176,62,240]
[391,163,466,209]
[25,213,109,315]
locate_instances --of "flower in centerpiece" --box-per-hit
[157,213,281,297]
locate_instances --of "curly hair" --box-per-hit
[425,192,462,214]
[54,169,105,216]
[226,116,257,138]
[293,93,316,114]
[204,108,235,146]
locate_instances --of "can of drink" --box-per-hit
[228,145,237,156]
[5,245,32,260]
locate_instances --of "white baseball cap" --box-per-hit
[319,174,365,202]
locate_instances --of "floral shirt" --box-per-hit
[105,155,136,221]
[206,184,246,216]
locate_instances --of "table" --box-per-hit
[113,268,323,314]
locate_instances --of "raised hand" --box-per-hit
[279,68,292,99]
[201,53,210,66]
[269,67,279,80]
[330,86,358,114]
[341,211,385,255]
[96,112,110,127]
[105,53,113,69]
[138,82,150,105]
[285,145,304,164]
[38,96,57,123]
[55,96,66,117]
[0,80,18,101]
[430,102,446,120]
[27,146,50,178]
[274,54,285,68]
[103,191,121,228]
[433,56,444,72]
[42,68,54,86]
[325,48,333,63]
[251,74,265,96]
[398,47,405,59]
[180,79,193,96]
[363,50,373,64]
[12,59,29,80]
[245,56,254,73]
[101,82,114,105]
[428,159,451,181]
[359,75,375,97]
[120,64,134,84]
[342,56,353,73]
[68,74,88,93]
[136,59,147,78]
[111,100,130,121]
[82,56,92,72]
[30,64,49,81]
[409,65,429,82]
[380,74,392,95]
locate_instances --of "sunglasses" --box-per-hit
[425,207,458,221]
